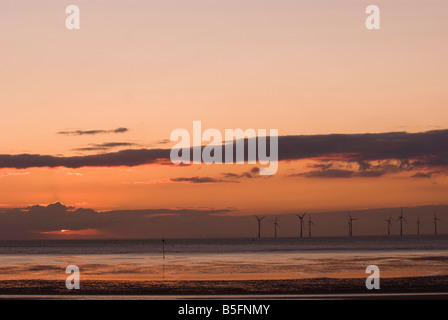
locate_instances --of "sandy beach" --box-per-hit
[1,276,448,296]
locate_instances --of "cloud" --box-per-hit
[0,148,171,169]
[0,202,237,239]
[73,142,139,152]
[1,129,448,175]
[275,130,448,166]
[0,171,31,178]
[293,169,356,178]
[66,172,83,177]
[40,228,101,236]
[122,179,172,185]
[156,139,171,145]
[293,168,389,178]
[123,176,237,185]
[411,172,433,179]
[170,176,238,184]
[57,127,129,136]
[292,160,411,178]
[112,127,129,134]
[222,167,260,179]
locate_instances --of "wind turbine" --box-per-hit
[255,216,265,238]
[348,213,357,237]
[385,215,393,236]
[274,216,280,238]
[397,208,407,236]
[296,212,307,238]
[308,215,315,237]
[433,210,442,236]
[417,217,423,236]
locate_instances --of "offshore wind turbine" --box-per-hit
[296,212,307,238]
[416,217,423,236]
[307,215,315,237]
[348,213,357,237]
[433,210,441,236]
[385,215,393,236]
[274,216,280,238]
[397,208,408,236]
[255,216,265,238]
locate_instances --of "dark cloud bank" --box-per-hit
[1,129,447,177]
[0,202,236,239]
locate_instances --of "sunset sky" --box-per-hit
[1,0,448,238]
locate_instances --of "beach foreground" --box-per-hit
[2,237,448,298]
[1,276,448,296]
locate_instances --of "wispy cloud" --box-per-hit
[0,171,31,178]
[66,172,83,177]
[39,228,101,236]
[170,176,238,184]
[57,127,129,136]
[411,172,434,179]
[73,142,139,152]
[155,139,171,145]
[121,179,169,185]
[291,160,412,178]
[222,167,260,179]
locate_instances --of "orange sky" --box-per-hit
[1,1,448,235]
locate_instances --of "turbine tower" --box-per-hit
[348,213,357,237]
[308,215,315,237]
[397,208,407,236]
[274,216,279,238]
[255,216,265,238]
[417,217,423,236]
[296,212,307,238]
[433,210,441,236]
[385,215,393,236]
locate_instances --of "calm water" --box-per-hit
[0,235,447,255]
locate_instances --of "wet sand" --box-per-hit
[1,276,448,296]
[2,250,448,297]
[2,251,448,281]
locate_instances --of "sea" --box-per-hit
[0,234,447,255]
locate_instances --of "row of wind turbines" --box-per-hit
[255,209,443,238]
[256,212,315,238]
[386,209,442,237]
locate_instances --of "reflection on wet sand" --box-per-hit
[1,251,448,281]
